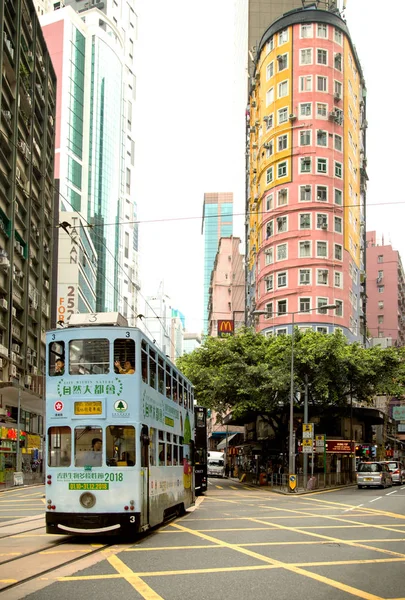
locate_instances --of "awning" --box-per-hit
[217,433,238,450]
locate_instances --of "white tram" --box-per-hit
[45,312,195,536]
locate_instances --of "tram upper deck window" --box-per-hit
[69,339,109,375]
[158,357,165,394]
[141,341,148,383]
[49,341,65,376]
[114,338,135,375]
[149,348,157,389]
[48,426,71,466]
[165,365,172,399]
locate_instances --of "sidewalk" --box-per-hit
[229,474,356,494]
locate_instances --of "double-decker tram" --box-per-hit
[45,312,195,536]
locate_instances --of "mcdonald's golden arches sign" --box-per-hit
[218,320,234,337]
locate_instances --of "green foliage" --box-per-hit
[177,330,405,428]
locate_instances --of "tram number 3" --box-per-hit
[105,473,123,482]
[130,516,136,523]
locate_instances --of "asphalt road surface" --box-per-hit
[1,478,405,600]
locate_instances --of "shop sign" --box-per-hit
[27,434,41,449]
[393,406,405,420]
[218,320,234,337]
[326,440,352,453]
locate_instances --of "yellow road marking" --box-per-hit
[170,522,385,600]
[107,554,164,599]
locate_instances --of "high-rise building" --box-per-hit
[207,236,245,337]
[0,0,57,479]
[246,6,367,340]
[366,232,405,348]
[40,0,140,324]
[202,193,233,334]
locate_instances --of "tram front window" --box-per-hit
[75,426,103,467]
[69,339,109,375]
[106,425,135,467]
[48,426,71,467]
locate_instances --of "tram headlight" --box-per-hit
[79,492,96,509]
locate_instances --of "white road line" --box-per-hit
[343,504,363,512]
[386,490,397,496]
[369,497,382,502]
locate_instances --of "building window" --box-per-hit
[299,269,311,285]
[278,29,288,45]
[317,23,328,38]
[300,157,311,173]
[378,286,385,293]
[266,275,274,292]
[278,107,288,124]
[277,243,288,261]
[334,52,342,71]
[126,168,131,194]
[277,328,287,336]
[278,134,288,152]
[335,161,343,178]
[265,248,274,265]
[316,102,328,118]
[317,130,327,147]
[266,62,274,80]
[334,216,342,233]
[317,269,328,285]
[378,315,384,324]
[277,188,288,206]
[316,213,328,229]
[334,244,343,260]
[300,24,313,38]
[267,37,274,53]
[316,241,327,258]
[317,298,329,314]
[335,300,343,316]
[277,161,287,178]
[317,76,327,92]
[299,213,311,229]
[378,255,384,263]
[316,186,328,202]
[265,114,274,131]
[266,167,274,184]
[334,29,343,45]
[277,271,287,288]
[277,299,287,315]
[299,75,312,92]
[300,297,311,312]
[266,193,273,211]
[265,302,273,318]
[300,102,312,117]
[266,139,274,157]
[317,327,328,334]
[334,134,342,151]
[266,220,274,238]
[278,55,288,71]
[277,216,287,233]
[317,49,328,65]
[334,80,342,98]
[378,300,384,309]
[334,272,342,288]
[299,241,311,258]
[317,158,328,174]
[266,87,274,106]
[300,185,311,201]
[300,48,313,65]
[300,130,311,146]
[334,189,343,205]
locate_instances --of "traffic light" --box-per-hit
[355,445,361,457]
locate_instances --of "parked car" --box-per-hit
[379,461,405,485]
[356,461,393,488]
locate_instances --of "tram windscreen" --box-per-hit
[106,425,135,467]
[48,426,71,466]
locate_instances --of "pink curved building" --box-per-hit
[247,6,367,341]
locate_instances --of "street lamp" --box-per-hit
[253,304,336,482]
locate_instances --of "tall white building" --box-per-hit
[39,0,140,324]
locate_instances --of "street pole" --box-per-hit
[289,312,295,477]
[303,374,308,488]
[16,385,22,473]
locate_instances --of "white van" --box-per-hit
[207,451,225,478]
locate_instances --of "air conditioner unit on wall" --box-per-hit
[10,365,17,377]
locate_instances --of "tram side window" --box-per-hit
[173,434,178,465]
[149,428,156,466]
[165,365,172,399]
[141,341,148,383]
[158,430,165,466]
[178,378,184,407]
[114,338,135,375]
[166,432,172,465]
[173,373,179,403]
[48,426,71,466]
[158,357,165,394]
[75,426,103,467]
[106,425,135,467]
[149,349,157,389]
[49,341,65,376]
[179,436,184,464]
[69,339,109,375]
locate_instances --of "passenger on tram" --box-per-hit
[114,359,135,374]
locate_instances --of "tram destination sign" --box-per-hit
[74,401,103,415]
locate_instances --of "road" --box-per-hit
[0,479,405,599]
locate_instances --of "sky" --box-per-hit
[135,0,405,334]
